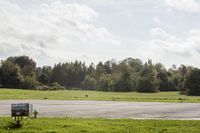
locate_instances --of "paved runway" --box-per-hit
[1,100,200,120]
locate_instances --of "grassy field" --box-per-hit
[0,117,200,133]
[0,88,200,102]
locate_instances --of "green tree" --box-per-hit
[7,56,36,77]
[69,61,87,87]
[1,60,23,88]
[37,66,52,85]
[81,75,97,90]
[96,62,106,78]
[6,56,38,89]
[178,65,191,92]
[156,64,166,88]
[97,74,113,91]
[21,76,40,89]
[87,63,96,77]
[113,68,133,92]
[50,63,66,86]
[50,61,86,87]
[155,63,173,91]
[0,61,2,86]
[104,61,112,74]
[122,58,142,72]
[184,68,200,96]
[136,60,159,93]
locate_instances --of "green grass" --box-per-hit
[0,117,200,133]
[1,88,200,102]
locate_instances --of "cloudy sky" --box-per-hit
[0,0,200,67]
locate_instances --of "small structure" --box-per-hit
[33,109,38,118]
[11,103,33,126]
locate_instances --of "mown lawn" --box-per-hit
[0,88,200,102]
[0,117,200,133]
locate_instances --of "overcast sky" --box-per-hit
[0,0,200,68]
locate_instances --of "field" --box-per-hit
[1,89,200,133]
[0,88,200,102]
[0,117,200,133]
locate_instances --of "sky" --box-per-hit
[0,0,200,68]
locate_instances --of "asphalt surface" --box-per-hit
[1,100,200,120]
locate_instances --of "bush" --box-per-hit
[36,82,65,91]
[81,76,97,90]
[50,82,65,90]
[21,77,40,90]
[36,85,50,91]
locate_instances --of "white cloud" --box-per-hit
[0,0,121,66]
[153,18,161,25]
[150,27,179,41]
[147,27,200,67]
[164,0,200,13]
[0,0,200,68]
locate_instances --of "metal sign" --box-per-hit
[11,103,33,117]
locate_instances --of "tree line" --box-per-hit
[0,56,200,96]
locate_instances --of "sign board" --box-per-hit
[11,103,33,117]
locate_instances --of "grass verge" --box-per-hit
[1,88,200,102]
[0,117,200,133]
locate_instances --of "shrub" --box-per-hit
[81,76,97,90]
[50,82,65,90]
[21,77,40,90]
[36,85,50,91]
